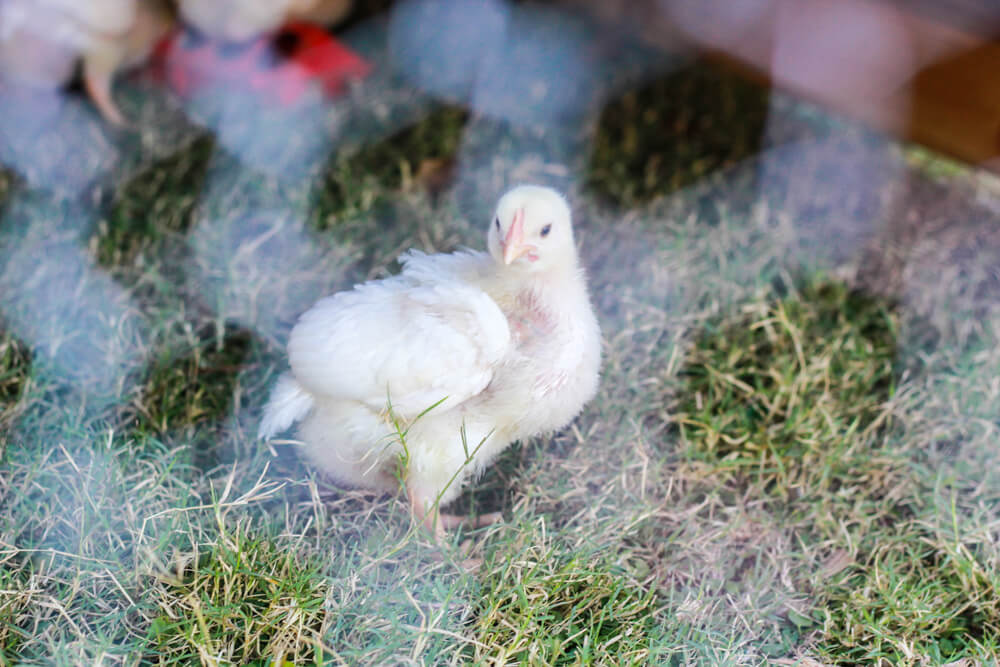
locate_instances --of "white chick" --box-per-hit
[0,0,175,124]
[0,1,81,89]
[81,0,174,125]
[259,185,602,536]
[177,0,352,42]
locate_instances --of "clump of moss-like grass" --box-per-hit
[818,517,1000,664]
[472,542,656,665]
[95,135,215,268]
[148,523,330,665]
[676,279,898,500]
[310,104,469,228]
[0,561,31,662]
[588,60,772,207]
[673,277,1000,663]
[0,331,31,406]
[136,323,255,437]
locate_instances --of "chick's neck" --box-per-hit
[491,258,587,320]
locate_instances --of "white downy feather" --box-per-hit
[257,372,314,440]
[287,266,510,418]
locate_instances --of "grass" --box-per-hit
[668,278,1000,664]
[137,323,255,437]
[587,60,772,207]
[676,279,898,503]
[472,538,657,665]
[147,518,331,664]
[3,3,1000,664]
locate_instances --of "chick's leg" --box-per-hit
[438,511,503,530]
[83,59,125,126]
[408,486,446,541]
[407,486,502,540]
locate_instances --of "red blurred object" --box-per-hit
[154,22,371,105]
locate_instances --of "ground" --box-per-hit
[2,2,1000,665]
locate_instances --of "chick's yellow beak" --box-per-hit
[502,207,533,265]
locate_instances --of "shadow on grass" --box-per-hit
[447,442,523,521]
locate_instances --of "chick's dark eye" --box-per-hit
[495,216,501,231]
[540,224,552,237]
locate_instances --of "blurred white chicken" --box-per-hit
[259,185,602,536]
[177,0,353,42]
[0,0,174,124]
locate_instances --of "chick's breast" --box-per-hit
[489,283,601,443]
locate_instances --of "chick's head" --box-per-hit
[488,185,577,273]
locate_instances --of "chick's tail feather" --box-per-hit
[258,373,314,439]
